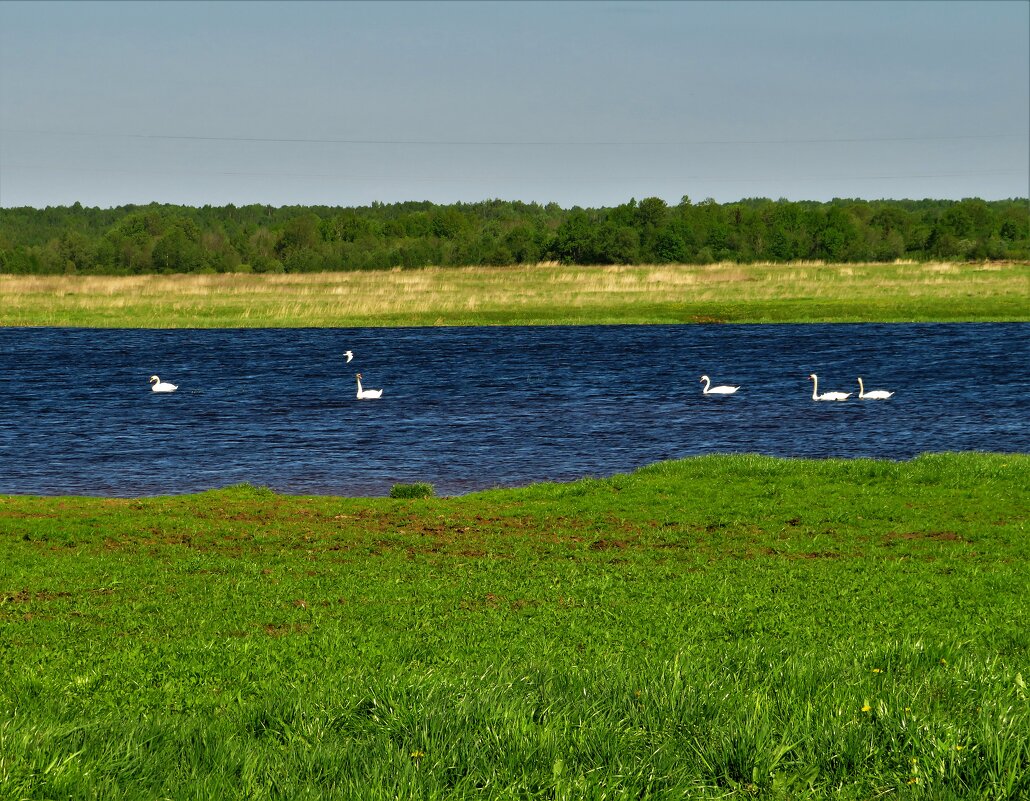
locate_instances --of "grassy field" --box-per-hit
[2,260,1028,327]
[1,453,1027,799]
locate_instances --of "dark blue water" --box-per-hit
[0,325,1026,497]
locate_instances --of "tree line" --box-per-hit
[1,196,1026,275]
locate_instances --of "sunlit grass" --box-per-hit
[1,453,1027,798]
[2,260,1027,326]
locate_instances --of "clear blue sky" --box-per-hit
[1,0,1027,209]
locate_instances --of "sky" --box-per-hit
[0,0,1027,210]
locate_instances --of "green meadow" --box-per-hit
[2,260,1028,327]
[2,453,1027,799]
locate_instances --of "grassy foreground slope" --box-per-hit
[1,453,1028,799]
[1,261,1028,327]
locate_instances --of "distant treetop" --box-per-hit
[1,196,1026,275]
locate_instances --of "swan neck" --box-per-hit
[811,375,818,399]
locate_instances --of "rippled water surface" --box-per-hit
[0,324,1026,496]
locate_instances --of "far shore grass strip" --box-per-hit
[1,453,1027,798]
[2,260,1028,327]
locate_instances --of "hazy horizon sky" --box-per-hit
[1,0,1027,209]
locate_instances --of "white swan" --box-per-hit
[149,375,178,393]
[858,377,894,400]
[700,375,739,395]
[808,373,851,401]
[355,373,383,399]
[344,351,353,363]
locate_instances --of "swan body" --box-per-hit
[355,373,383,399]
[149,375,178,393]
[344,351,353,363]
[700,375,739,395]
[858,377,894,399]
[808,373,850,401]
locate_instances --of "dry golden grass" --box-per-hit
[1,261,1027,326]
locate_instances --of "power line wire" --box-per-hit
[3,163,1022,183]
[0,128,1026,147]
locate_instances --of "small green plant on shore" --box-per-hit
[389,481,435,499]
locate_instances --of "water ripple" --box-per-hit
[0,324,1026,496]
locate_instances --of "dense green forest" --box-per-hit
[1,196,1027,275]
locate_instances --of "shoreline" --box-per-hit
[2,450,1026,501]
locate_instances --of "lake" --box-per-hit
[0,324,1026,497]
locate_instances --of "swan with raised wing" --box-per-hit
[857,377,894,400]
[808,373,850,401]
[149,375,178,393]
[355,373,383,399]
[700,375,739,395]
